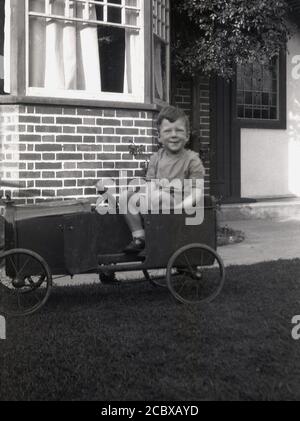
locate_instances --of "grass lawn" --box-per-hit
[1,259,300,401]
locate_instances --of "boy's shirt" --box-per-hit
[146,148,205,191]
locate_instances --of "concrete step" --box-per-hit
[219,198,300,221]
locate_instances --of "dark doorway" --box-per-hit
[210,77,241,203]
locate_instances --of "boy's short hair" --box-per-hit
[157,106,190,133]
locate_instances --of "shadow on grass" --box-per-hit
[1,259,300,401]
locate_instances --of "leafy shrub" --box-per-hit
[172,0,291,79]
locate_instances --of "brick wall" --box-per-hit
[172,76,211,196]
[172,79,193,122]
[0,104,158,204]
[198,76,211,196]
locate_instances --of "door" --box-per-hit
[210,77,241,203]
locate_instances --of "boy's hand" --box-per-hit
[179,188,203,210]
[173,202,184,210]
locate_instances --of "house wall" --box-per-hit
[241,31,300,198]
[0,104,157,204]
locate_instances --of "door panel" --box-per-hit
[63,213,132,274]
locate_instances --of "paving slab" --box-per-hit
[219,198,300,221]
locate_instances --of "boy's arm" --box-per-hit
[178,187,203,209]
[145,153,158,182]
[175,154,205,209]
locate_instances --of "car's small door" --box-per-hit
[63,212,132,275]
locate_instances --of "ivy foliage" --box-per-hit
[172,0,291,79]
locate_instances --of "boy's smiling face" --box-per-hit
[159,117,189,154]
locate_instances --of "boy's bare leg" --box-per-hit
[120,189,145,253]
[124,212,144,239]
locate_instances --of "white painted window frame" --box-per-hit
[0,0,11,93]
[152,0,170,105]
[25,0,145,103]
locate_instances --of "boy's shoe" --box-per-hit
[100,272,120,285]
[123,237,145,254]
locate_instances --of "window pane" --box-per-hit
[76,1,98,20]
[237,75,243,90]
[238,106,244,118]
[237,92,244,105]
[125,0,139,25]
[153,0,169,102]
[244,64,252,78]
[29,0,45,13]
[270,107,277,119]
[253,92,261,106]
[253,108,261,119]
[154,37,167,101]
[125,9,138,26]
[95,4,104,21]
[245,108,253,119]
[272,79,278,92]
[28,16,46,88]
[245,92,252,105]
[262,93,269,106]
[263,68,272,91]
[49,0,65,17]
[252,63,263,90]
[244,77,252,91]
[107,7,122,24]
[125,0,137,6]
[262,109,269,119]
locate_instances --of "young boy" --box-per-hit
[122,105,205,254]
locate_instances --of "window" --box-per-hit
[0,0,9,94]
[1,0,170,104]
[0,0,4,92]
[152,0,169,103]
[26,0,145,101]
[237,58,279,120]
